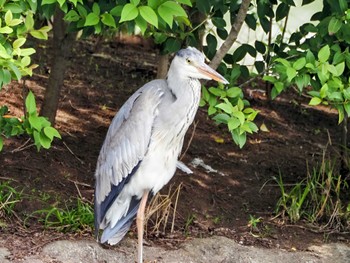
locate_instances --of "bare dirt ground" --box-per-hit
[0,37,349,261]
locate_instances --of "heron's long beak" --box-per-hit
[196,62,229,84]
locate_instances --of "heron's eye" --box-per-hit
[186,58,191,64]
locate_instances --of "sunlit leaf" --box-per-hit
[44,126,61,140]
[309,97,322,106]
[25,91,37,115]
[318,45,330,63]
[101,13,116,28]
[139,6,158,27]
[120,3,139,23]
[84,12,100,26]
[328,17,342,35]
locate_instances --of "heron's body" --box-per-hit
[94,47,228,262]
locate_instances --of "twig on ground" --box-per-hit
[63,141,84,164]
[11,139,33,153]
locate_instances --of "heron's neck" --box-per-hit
[166,72,201,128]
[166,69,200,99]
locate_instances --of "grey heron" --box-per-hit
[94,46,228,262]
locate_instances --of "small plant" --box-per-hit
[247,215,262,231]
[200,83,259,148]
[274,172,310,223]
[274,152,350,231]
[184,213,196,236]
[31,198,94,232]
[0,181,22,217]
[0,91,61,151]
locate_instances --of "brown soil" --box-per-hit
[0,37,349,260]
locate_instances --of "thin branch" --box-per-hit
[209,0,252,70]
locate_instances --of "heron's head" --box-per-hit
[170,47,229,84]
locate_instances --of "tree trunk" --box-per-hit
[156,53,169,79]
[40,7,76,125]
[209,0,252,70]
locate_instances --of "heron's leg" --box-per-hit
[136,190,149,263]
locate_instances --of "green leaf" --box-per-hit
[64,10,80,22]
[33,130,41,150]
[231,129,246,149]
[8,63,21,80]
[212,17,226,28]
[164,38,181,53]
[208,105,216,115]
[0,137,3,151]
[334,62,345,76]
[293,57,306,70]
[120,3,139,23]
[131,0,140,6]
[158,1,187,27]
[245,14,256,30]
[101,13,116,28]
[153,32,167,44]
[344,103,350,117]
[30,30,47,40]
[3,3,23,13]
[13,38,26,49]
[92,2,100,15]
[84,12,100,26]
[328,17,342,35]
[44,126,61,140]
[21,56,31,67]
[216,103,232,114]
[4,10,12,25]
[57,0,65,7]
[135,15,147,34]
[226,87,242,98]
[276,3,290,21]
[309,97,322,106]
[232,45,248,62]
[228,118,240,130]
[305,50,315,63]
[318,45,330,63]
[213,113,230,123]
[286,67,297,82]
[20,48,36,56]
[0,26,13,34]
[110,5,123,16]
[201,86,210,102]
[25,91,37,115]
[338,105,344,123]
[275,58,291,67]
[39,132,51,149]
[139,6,158,28]
[0,44,10,59]
[3,70,11,84]
[263,75,277,83]
[8,18,22,27]
[29,115,42,131]
[255,41,266,54]
[209,87,224,97]
[320,83,328,98]
[233,111,245,125]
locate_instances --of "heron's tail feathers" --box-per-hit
[100,196,140,245]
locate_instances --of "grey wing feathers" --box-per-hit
[95,80,165,205]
